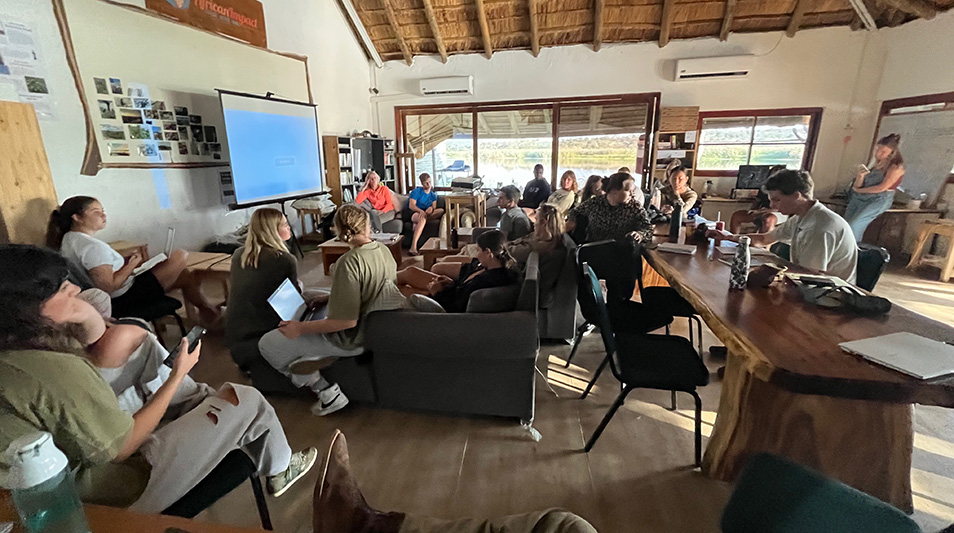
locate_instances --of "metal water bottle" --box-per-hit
[668,203,683,242]
[3,432,90,533]
[730,236,751,290]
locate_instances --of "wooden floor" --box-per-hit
[175,250,954,533]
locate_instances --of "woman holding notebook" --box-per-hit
[47,196,219,323]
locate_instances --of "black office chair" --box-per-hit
[565,240,673,373]
[636,241,704,357]
[579,263,710,465]
[856,244,890,292]
[769,242,791,260]
[163,449,273,530]
[125,296,188,348]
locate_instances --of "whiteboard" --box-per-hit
[59,0,310,168]
[876,110,954,205]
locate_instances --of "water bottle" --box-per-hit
[703,180,713,198]
[2,433,90,533]
[668,203,683,243]
[730,236,751,290]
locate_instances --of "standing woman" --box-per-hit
[844,134,905,241]
[545,170,580,216]
[47,196,219,323]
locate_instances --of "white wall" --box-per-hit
[877,10,954,101]
[1,0,371,251]
[371,26,889,197]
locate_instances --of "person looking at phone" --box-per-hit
[47,196,220,324]
[258,205,408,416]
[0,245,317,513]
[844,133,905,241]
[707,169,858,283]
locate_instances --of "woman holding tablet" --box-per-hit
[47,196,219,323]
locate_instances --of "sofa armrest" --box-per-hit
[365,310,538,360]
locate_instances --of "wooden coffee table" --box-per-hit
[319,234,403,275]
[420,237,460,269]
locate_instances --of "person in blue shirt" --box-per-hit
[407,173,444,255]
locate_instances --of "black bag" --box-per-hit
[799,285,892,316]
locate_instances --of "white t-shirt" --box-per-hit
[61,231,134,297]
[768,201,858,283]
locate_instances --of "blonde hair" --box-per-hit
[560,170,578,193]
[534,204,565,250]
[241,208,289,269]
[334,204,370,243]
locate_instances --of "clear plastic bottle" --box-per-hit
[730,236,751,290]
[3,433,90,533]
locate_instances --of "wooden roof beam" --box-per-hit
[474,0,494,59]
[593,0,605,51]
[589,106,603,132]
[477,113,492,135]
[381,0,413,65]
[509,111,522,135]
[847,0,879,29]
[786,0,810,36]
[658,0,676,47]
[529,0,541,57]
[421,0,448,63]
[879,0,935,19]
[720,0,737,40]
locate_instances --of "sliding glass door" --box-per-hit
[557,102,650,189]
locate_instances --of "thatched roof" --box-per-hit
[340,0,952,64]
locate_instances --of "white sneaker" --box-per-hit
[311,383,349,416]
[267,447,318,497]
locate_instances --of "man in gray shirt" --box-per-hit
[496,185,532,240]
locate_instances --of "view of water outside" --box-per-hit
[414,133,642,189]
[697,115,810,170]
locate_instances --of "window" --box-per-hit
[695,109,822,176]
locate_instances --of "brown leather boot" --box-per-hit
[313,430,406,533]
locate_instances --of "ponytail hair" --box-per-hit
[877,133,904,168]
[46,196,97,249]
[476,229,515,269]
[334,204,370,243]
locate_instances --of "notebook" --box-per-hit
[267,278,326,322]
[133,252,167,276]
[656,243,696,255]
[840,332,954,380]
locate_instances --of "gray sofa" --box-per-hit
[383,191,445,249]
[537,233,580,341]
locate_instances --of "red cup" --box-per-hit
[715,221,725,232]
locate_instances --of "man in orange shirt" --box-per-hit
[355,171,394,232]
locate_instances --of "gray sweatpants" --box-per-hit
[259,328,364,392]
[400,509,598,533]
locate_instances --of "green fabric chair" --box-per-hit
[721,453,921,533]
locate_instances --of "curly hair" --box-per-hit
[560,170,579,193]
[0,245,84,353]
[335,204,370,243]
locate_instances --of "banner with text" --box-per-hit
[145,0,266,48]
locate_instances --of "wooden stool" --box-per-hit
[907,219,954,281]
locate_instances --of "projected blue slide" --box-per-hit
[224,108,322,205]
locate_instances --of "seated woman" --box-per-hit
[397,230,517,313]
[566,172,654,244]
[657,161,698,215]
[0,245,316,513]
[580,174,604,204]
[226,208,324,359]
[355,171,395,233]
[543,170,579,217]
[48,196,219,324]
[258,205,408,416]
[407,173,445,255]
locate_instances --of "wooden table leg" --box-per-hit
[906,225,932,269]
[322,252,334,276]
[703,355,914,512]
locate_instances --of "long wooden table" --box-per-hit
[644,240,954,512]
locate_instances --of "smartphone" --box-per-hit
[163,325,206,367]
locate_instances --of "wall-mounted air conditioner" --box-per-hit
[674,55,755,81]
[419,76,474,96]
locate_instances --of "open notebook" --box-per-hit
[840,332,954,380]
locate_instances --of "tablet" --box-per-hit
[267,278,307,321]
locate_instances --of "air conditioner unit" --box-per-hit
[674,55,755,81]
[419,76,474,96]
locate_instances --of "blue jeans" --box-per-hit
[844,191,894,242]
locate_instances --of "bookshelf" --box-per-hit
[652,107,699,189]
[323,135,397,206]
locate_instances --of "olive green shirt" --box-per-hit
[0,350,150,507]
[326,241,407,350]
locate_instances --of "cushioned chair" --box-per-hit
[163,449,272,530]
[384,191,446,250]
[578,263,709,465]
[770,241,791,260]
[721,453,921,533]
[856,243,890,292]
[566,240,673,372]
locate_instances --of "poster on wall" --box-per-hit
[0,18,54,120]
[145,0,266,48]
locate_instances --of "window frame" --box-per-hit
[694,108,823,178]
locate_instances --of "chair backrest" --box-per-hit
[576,240,639,301]
[856,244,890,292]
[770,242,791,261]
[580,263,618,363]
[720,453,922,533]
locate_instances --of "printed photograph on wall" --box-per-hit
[151,101,166,111]
[160,110,174,120]
[190,125,204,142]
[164,131,179,141]
[108,142,130,156]
[128,125,151,139]
[100,124,124,140]
[24,76,48,94]
[213,153,221,160]
[143,109,159,120]
[120,108,143,124]
[138,143,159,157]
[98,100,115,119]
[200,142,210,156]
[133,98,150,109]
[115,97,132,108]
[178,142,188,155]
[189,115,201,124]
[190,142,199,156]
[109,77,122,94]
[209,143,221,152]
[163,121,177,131]
[176,115,190,126]
[93,77,108,94]
[177,126,189,138]
[204,126,217,143]
[174,106,188,116]
[152,126,162,140]
[158,142,172,151]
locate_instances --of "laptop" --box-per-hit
[163,227,176,257]
[840,332,954,380]
[267,278,327,322]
